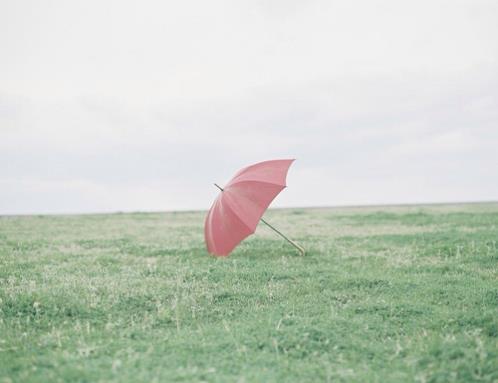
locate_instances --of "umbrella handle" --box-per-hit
[260,218,306,256]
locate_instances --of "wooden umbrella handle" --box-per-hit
[260,218,306,256]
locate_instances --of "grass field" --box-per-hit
[1,203,497,382]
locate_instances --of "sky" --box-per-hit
[1,0,497,215]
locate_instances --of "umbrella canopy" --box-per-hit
[205,159,303,256]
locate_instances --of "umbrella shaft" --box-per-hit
[260,218,305,256]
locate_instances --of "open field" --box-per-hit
[1,203,497,382]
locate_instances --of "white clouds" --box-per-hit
[3,0,497,100]
[388,130,479,157]
[0,176,192,214]
[1,0,497,214]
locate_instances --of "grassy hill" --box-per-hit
[1,203,497,382]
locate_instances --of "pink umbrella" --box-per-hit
[204,159,305,257]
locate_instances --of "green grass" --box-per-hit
[1,203,497,382]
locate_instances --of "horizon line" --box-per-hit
[1,199,497,218]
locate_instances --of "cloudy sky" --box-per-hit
[1,0,497,214]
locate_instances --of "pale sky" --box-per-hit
[1,0,497,214]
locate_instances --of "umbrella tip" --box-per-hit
[214,183,224,192]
